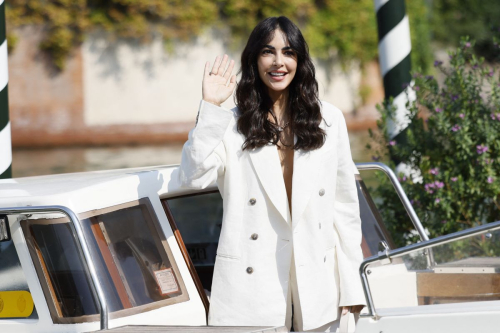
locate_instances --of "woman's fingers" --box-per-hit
[223,59,234,79]
[204,61,210,78]
[210,55,221,75]
[211,54,227,76]
[227,74,237,90]
[341,306,350,316]
[218,54,229,76]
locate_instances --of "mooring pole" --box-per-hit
[0,0,12,179]
[374,0,414,140]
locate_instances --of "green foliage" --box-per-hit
[407,1,433,74]
[4,0,432,72]
[368,37,500,247]
[431,0,500,62]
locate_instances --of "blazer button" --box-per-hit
[319,188,325,196]
[246,267,254,274]
[251,233,258,240]
[249,198,257,205]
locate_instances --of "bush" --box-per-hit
[368,37,500,247]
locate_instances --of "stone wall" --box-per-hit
[7,27,383,147]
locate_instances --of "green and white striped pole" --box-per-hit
[374,0,415,141]
[0,0,12,179]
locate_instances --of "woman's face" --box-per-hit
[257,29,297,95]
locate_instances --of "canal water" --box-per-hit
[11,131,374,178]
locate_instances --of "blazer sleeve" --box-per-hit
[178,100,234,189]
[333,111,367,307]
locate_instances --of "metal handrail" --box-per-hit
[355,162,428,241]
[359,219,500,318]
[0,205,108,330]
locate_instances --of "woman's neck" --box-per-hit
[268,89,289,122]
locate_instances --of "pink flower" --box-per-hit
[451,124,461,132]
[465,42,471,48]
[451,177,458,182]
[435,198,441,203]
[434,181,444,189]
[425,183,436,193]
[459,113,465,119]
[389,140,396,146]
[430,167,439,175]
[488,177,494,184]
[441,220,447,224]
[476,144,489,154]
[435,107,443,113]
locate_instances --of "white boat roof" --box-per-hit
[0,164,196,212]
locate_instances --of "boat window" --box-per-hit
[24,221,99,319]
[0,219,38,319]
[21,198,188,324]
[162,191,223,292]
[364,226,500,314]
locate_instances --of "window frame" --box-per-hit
[21,198,189,324]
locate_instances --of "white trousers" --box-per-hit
[285,250,341,332]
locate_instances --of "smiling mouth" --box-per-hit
[268,72,288,77]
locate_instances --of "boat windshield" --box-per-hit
[364,224,500,314]
[21,198,188,324]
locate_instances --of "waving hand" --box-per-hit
[202,54,237,106]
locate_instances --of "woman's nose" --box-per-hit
[274,54,284,67]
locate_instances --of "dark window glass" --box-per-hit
[165,192,223,290]
[30,223,98,317]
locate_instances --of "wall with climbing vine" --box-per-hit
[5,0,432,71]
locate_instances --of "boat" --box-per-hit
[0,162,498,332]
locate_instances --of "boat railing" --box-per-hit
[359,220,500,319]
[355,162,428,242]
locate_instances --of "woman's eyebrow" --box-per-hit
[263,45,293,51]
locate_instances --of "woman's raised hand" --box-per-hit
[202,54,237,106]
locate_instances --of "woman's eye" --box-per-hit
[262,49,272,54]
[285,51,295,56]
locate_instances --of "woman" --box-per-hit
[178,16,365,332]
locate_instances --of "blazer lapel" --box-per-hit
[248,116,328,226]
[248,144,290,224]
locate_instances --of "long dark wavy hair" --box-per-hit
[236,16,326,151]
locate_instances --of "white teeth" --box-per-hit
[270,72,286,76]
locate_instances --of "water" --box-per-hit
[11,131,374,178]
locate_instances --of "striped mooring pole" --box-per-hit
[374,0,415,141]
[0,0,12,179]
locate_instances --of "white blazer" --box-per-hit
[178,100,366,330]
